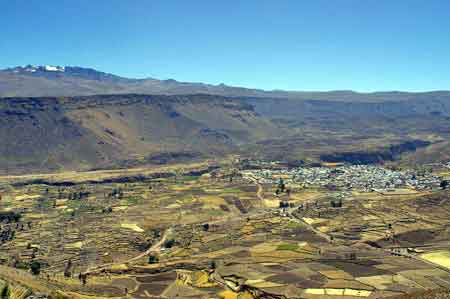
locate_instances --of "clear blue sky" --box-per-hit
[1,0,450,92]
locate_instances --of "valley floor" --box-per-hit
[0,161,450,299]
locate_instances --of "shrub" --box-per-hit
[148,255,159,264]
[30,260,41,275]
[163,239,175,249]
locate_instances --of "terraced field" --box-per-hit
[0,163,450,298]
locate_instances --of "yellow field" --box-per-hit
[14,194,41,201]
[304,288,372,297]
[421,251,450,269]
[121,223,144,232]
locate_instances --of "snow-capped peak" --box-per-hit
[4,65,66,73]
[44,65,65,72]
[3,65,129,83]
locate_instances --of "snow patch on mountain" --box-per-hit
[44,65,65,72]
[6,65,66,73]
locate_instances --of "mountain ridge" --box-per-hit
[2,65,450,101]
[1,65,450,174]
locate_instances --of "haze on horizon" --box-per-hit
[2,0,450,92]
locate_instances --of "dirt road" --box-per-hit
[256,182,264,201]
[83,228,171,275]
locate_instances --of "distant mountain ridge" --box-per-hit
[3,65,137,83]
[2,65,450,102]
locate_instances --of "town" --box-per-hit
[241,163,447,192]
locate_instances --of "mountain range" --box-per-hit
[2,65,450,102]
[1,65,450,174]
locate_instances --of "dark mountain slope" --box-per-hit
[244,96,450,164]
[247,96,450,119]
[1,91,450,174]
[0,97,122,173]
[0,94,282,174]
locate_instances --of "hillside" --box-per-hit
[1,93,450,174]
[2,66,450,174]
[0,94,283,174]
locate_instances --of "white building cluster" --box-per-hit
[242,165,442,191]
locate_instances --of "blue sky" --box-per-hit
[1,0,449,91]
